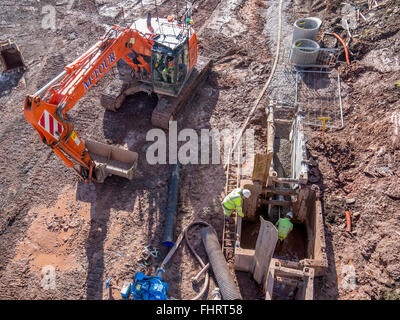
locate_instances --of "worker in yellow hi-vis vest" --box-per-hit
[275,211,294,242]
[222,188,251,220]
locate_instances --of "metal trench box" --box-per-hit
[233,110,328,300]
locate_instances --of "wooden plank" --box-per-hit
[313,188,329,276]
[252,153,273,183]
[253,218,278,284]
[274,259,300,269]
[252,153,267,181]
[275,276,300,286]
[272,177,300,184]
[234,247,255,272]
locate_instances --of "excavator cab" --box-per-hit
[151,36,190,97]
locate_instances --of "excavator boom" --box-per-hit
[23,7,211,183]
[23,26,152,182]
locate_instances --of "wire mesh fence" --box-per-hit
[280,44,340,70]
[266,69,297,105]
[266,40,344,134]
[289,46,340,69]
[295,70,344,129]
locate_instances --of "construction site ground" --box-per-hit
[0,0,399,300]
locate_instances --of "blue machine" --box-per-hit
[120,269,169,300]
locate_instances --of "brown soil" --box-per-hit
[298,0,400,300]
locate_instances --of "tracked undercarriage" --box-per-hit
[101,55,212,129]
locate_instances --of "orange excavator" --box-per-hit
[24,8,211,183]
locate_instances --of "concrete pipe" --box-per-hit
[290,39,320,66]
[292,17,322,43]
[201,227,241,300]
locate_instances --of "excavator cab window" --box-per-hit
[177,43,190,84]
[151,41,190,97]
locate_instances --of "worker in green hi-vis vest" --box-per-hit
[222,188,251,220]
[275,211,294,242]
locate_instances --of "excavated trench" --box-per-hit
[239,218,308,263]
[274,223,307,261]
[234,2,331,291]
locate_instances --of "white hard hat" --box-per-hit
[242,189,251,198]
[286,211,294,219]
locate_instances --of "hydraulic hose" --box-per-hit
[332,33,350,65]
[160,220,215,300]
[201,226,241,300]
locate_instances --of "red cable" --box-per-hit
[332,33,351,65]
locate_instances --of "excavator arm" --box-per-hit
[24,26,153,182]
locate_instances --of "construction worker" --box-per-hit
[275,211,294,242]
[154,53,162,70]
[162,58,174,84]
[222,188,251,219]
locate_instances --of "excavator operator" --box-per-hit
[162,56,175,84]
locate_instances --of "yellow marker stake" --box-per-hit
[318,117,331,138]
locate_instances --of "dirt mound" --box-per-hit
[302,0,400,300]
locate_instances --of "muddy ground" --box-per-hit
[303,0,400,300]
[0,0,399,300]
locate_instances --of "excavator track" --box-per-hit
[100,79,153,112]
[151,56,212,129]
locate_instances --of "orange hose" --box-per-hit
[345,211,351,232]
[333,33,350,65]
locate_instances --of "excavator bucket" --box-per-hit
[0,40,26,72]
[85,139,138,183]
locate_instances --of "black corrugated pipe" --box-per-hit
[201,227,242,300]
[162,163,182,247]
